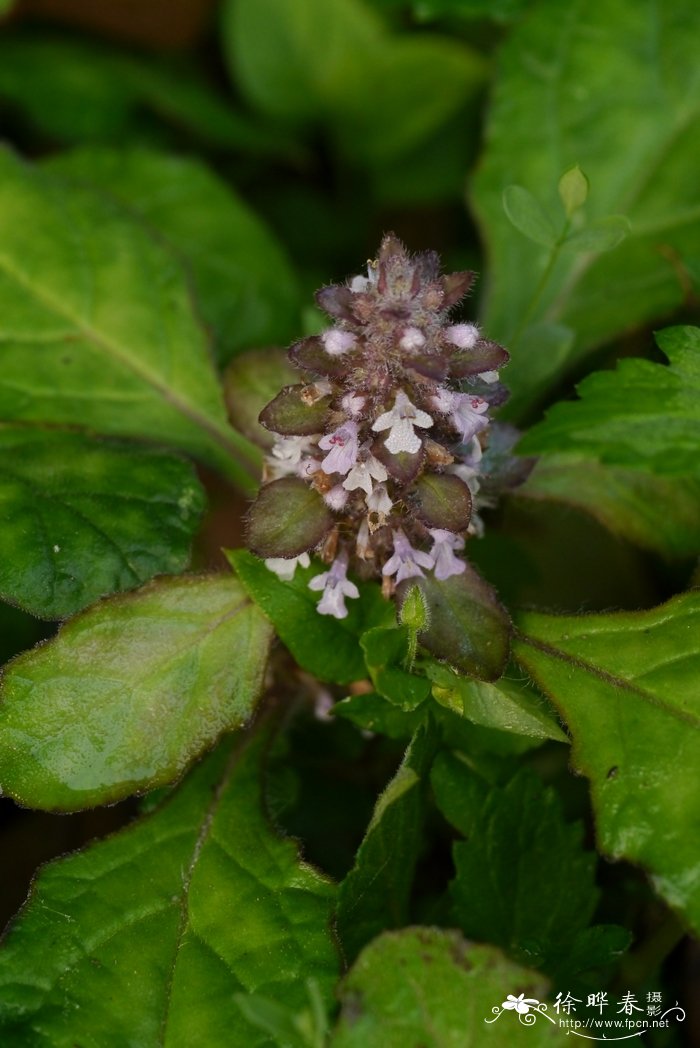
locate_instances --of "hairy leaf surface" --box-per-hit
[0,575,273,809]
[0,427,205,618]
[513,592,700,933]
[0,147,258,486]
[0,733,339,1047]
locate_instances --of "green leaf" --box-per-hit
[246,478,334,558]
[223,0,483,165]
[332,692,427,739]
[426,662,568,742]
[413,472,472,531]
[0,575,273,810]
[259,384,332,436]
[564,214,630,252]
[337,35,485,166]
[0,731,339,1045]
[472,0,700,405]
[336,724,436,962]
[413,0,532,24]
[222,0,383,122]
[228,549,393,685]
[513,591,700,933]
[0,147,259,488]
[46,148,300,364]
[502,185,558,248]
[331,929,558,1047]
[397,566,511,681]
[0,33,288,155]
[518,454,700,560]
[361,626,432,709]
[0,427,205,619]
[224,349,298,449]
[443,763,629,976]
[520,326,700,477]
[558,165,589,217]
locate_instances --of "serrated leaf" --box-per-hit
[0,427,205,619]
[0,730,339,1046]
[502,185,558,248]
[397,566,511,681]
[473,0,700,408]
[331,929,558,1047]
[0,575,273,810]
[520,325,700,477]
[413,472,472,531]
[513,591,700,933]
[47,148,300,363]
[246,478,334,558]
[443,763,629,976]
[0,147,259,488]
[426,662,567,742]
[518,454,700,559]
[228,549,393,685]
[336,724,436,962]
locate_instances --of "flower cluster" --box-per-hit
[247,235,516,619]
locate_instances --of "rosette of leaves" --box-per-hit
[246,235,524,679]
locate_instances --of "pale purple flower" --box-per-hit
[319,420,359,476]
[298,457,321,479]
[400,326,426,351]
[342,454,388,496]
[382,529,434,583]
[341,392,366,417]
[324,485,349,511]
[356,517,372,559]
[432,388,489,443]
[265,552,311,581]
[366,483,392,516]
[479,370,499,384]
[372,390,433,455]
[321,329,357,356]
[269,435,314,476]
[445,322,479,349]
[308,550,359,619]
[429,529,466,580]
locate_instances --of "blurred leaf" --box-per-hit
[224,348,298,449]
[0,733,339,1045]
[47,148,300,364]
[0,147,259,487]
[520,326,700,477]
[331,929,558,1047]
[224,0,483,165]
[472,0,700,406]
[397,566,511,681]
[223,0,382,121]
[228,549,393,685]
[513,591,700,933]
[0,33,288,154]
[337,723,435,962]
[502,185,558,248]
[337,35,485,166]
[413,0,532,23]
[558,165,589,217]
[518,454,700,559]
[0,427,205,619]
[426,662,568,741]
[564,214,630,252]
[443,763,629,976]
[0,575,273,810]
